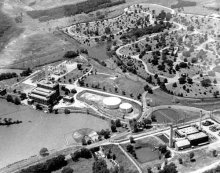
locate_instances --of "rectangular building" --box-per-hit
[28,80,60,106]
[187,132,209,146]
[175,139,191,150]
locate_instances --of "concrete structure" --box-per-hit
[103,97,122,109]
[175,126,199,137]
[175,139,191,150]
[119,102,133,113]
[199,110,202,131]
[28,80,60,106]
[187,132,209,146]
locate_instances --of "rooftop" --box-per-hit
[176,126,199,136]
[187,132,208,141]
[38,79,58,88]
[175,139,190,147]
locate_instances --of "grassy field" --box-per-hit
[121,136,165,172]
[0,100,109,168]
[54,158,94,173]
[102,144,139,173]
[0,3,23,54]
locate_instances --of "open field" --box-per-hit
[121,136,165,172]
[26,0,125,22]
[21,0,86,10]
[171,146,220,173]
[0,3,23,55]
[83,73,145,99]
[0,100,108,168]
[54,158,94,173]
[103,144,139,173]
[150,108,200,124]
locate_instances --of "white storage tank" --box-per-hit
[120,102,133,113]
[103,97,122,109]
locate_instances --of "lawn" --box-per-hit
[54,158,95,173]
[102,144,139,173]
[82,73,145,99]
[171,146,220,173]
[150,108,200,124]
[121,136,165,172]
[0,100,109,168]
[0,4,23,54]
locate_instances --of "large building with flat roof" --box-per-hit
[175,126,199,137]
[187,132,209,146]
[28,80,60,106]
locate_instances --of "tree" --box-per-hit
[92,159,109,173]
[159,162,178,173]
[6,94,13,102]
[62,167,74,173]
[151,114,157,122]
[14,97,21,105]
[143,119,152,127]
[105,27,111,35]
[172,82,177,87]
[126,144,134,153]
[64,51,78,59]
[159,144,167,154]
[201,79,212,87]
[178,158,183,164]
[189,152,195,161]
[129,136,135,143]
[39,147,49,157]
[64,108,70,114]
[115,119,121,127]
[213,150,217,157]
[111,124,117,132]
[20,93,27,100]
[147,167,153,173]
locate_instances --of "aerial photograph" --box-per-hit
[0,0,220,173]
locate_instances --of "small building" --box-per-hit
[63,96,74,103]
[187,132,209,146]
[175,139,191,150]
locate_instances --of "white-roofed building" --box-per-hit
[175,139,191,150]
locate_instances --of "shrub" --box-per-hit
[62,167,74,173]
[14,97,21,105]
[64,108,70,114]
[39,148,49,157]
[6,94,13,102]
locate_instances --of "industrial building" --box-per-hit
[187,132,209,146]
[175,126,199,137]
[28,80,60,106]
[170,125,209,150]
[175,139,191,150]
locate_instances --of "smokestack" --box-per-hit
[45,65,48,83]
[199,110,202,131]
[169,124,173,148]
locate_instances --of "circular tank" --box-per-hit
[119,102,133,113]
[103,97,122,109]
